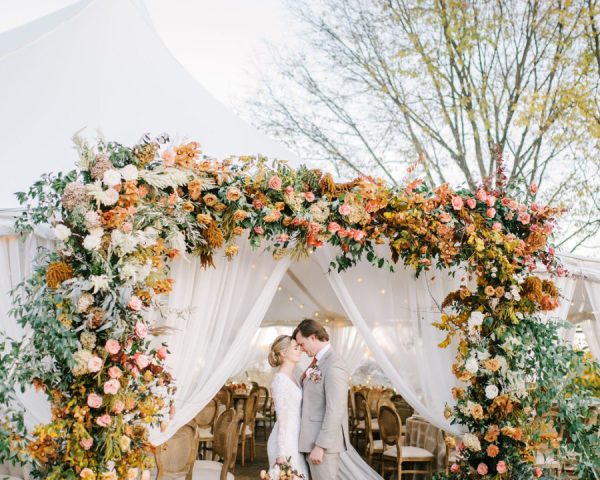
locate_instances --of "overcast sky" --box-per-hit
[0,0,293,108]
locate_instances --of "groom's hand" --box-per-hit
[309,446,324,465]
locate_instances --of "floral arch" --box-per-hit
[0,134,597,479]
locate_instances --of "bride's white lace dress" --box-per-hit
[267,373,309,478]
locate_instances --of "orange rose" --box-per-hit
[487,444,499,457]
[484,425,500,443]
[469,403,484,420]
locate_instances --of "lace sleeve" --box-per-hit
[271,375,291,458]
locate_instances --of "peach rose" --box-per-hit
[486,207,496,218]
[80,437,93,450]
[113,400,125,414]
[157,346,168,360]
[487,444,499,457]
[466,198,476,209]
[254,226,264,235]
[534,467,543,478]
[476,189,487,201]
[530,182,538,194]
[439,212,452,223]
[496,461,507,474]
[518,212,531,225]
[338,204,352,216]
[108,366,122,379]
[450,463,460,473]
[161,150,175,167]
[304,191,315,202]
[104,379,120,395]
[96,414,112,427]
[470,403,484,419]
[451,196,464,210]
[87,393,103,409]
[492,222,502,232]
[328,222,341,233]
[134,321,149,339]
[105,339,120,355]
[128,295,142,311]
[134,353,151,370]
[268,175,282,190]
[486,195,497,207]
[226,187,242,202]
[80,468,95,479]
[88,356,103,373]
[477,463,488,475]
[284,185,294,195]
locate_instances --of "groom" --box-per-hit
[293,319,350,480]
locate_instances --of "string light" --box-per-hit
[277,286,282,291]
[380,289,386,295]
[357,277,363,283]
[289,296,294,302]
[314,312,320,317]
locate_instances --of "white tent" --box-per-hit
[0,0,298,209]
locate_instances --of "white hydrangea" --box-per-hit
[485,384,499,400]
[89,274,110,293]
[119,259,152,285]
[83,230,103,251]
[72,349,92,376]
[102,169,122,187]
[99,188,119,206]
[462,433,481,452]
[121,164,139,181]
[53,224,71,241]
[465,357,479,374]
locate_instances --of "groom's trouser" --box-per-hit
[308,452,340,480]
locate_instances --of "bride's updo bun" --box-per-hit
[268,335,292,367]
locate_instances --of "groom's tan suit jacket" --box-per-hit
[299,346,350,453]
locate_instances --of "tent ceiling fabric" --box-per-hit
[0,0,299,208]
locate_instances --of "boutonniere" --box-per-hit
[306,365,322,383]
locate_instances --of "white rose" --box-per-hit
[485,384,499,400]
[53,224,71,241]
[468,311,485,330]
[84,210,101,228]
[102,169,122,187]
[465,357,479,374]
[99,188,119,206]
[120,164,138,181]
[83,233,102,251]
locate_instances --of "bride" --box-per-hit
[266,334,382,480]
[267,335,310,478]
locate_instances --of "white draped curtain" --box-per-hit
[327,325,369,377]
[582,282,600,360]
[0,229,53,430]
[150,240,290,444]
[314,246,462,434]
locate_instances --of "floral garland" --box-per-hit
[0,134,597,479]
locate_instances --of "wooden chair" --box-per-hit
[365,400,384,468]
[391,394,414,424]
[254,386,270,440]
[155,423,198,479]
[215,387,233,410]
[348,389,357,440]
[379,405,434,479]
[238,390,258,466]
[194,399,218,458]
[367,389,383,422]
[191,409,238,480]
[353,391,368,448]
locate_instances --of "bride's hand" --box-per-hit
[276,456,287,465]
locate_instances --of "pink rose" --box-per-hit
[496,461,507,474]
[105,339,121,355]
[486,195,497,207]
[466,198,476,209]
[134,321,149,339]
[439,212,452,223]
[451,196,464,210]
[134,353,151,370]
[254,226,264,235]
[113,400,125,414]
[531,203,539,212]
[284,185,294,195]
[486,207,496,218]
[96,414,112,427]
[338,229,349,238]
[80,437,93,450]
[450,463,460,473]
[304,191,315,202]
[518,204,527,213]
[477,463,488,475]
[88,356,103,373]
[534,467,543,478]
[338,204,351,216]
[268,175,282,190]
[501,197,511,207]
[104,379,120,395]
[476,189,487,201]
[492,222,502,232]
[530,182,538,194]
[276,233,289,243]
[108,366,122,379]
[157,346,168,360]
[352,230,365,242]
[87,393,103,409]
[548,246,555,255]
[128,295,142,311]
[557,266,566,277]
[328,222,341,233]
[518,212,531,225]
